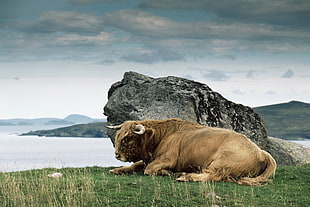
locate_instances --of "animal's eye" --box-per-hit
[121,138,127,144]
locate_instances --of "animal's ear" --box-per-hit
[145,128,155,137]
[142,128,156,153]
[140,128,155,140]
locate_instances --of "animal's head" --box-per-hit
[107,121,155,162]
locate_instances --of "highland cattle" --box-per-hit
[108,118,276,185]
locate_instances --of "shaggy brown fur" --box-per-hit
[109,118,276,186]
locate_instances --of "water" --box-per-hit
[0,125,128,172]
[1,125,309,172]
[290,140,310,147]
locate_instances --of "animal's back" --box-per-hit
[171,127,264,173]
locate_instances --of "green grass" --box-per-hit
[1,164,309,207]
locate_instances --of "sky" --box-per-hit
[1,0,309,119]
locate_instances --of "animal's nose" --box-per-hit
[115,152,121,159]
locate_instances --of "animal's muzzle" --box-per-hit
[115,152,121,159]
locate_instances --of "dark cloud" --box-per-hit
[103,9,310,43]
[17,11,104,34]
[97,59,115,64]
[3,7,309,65]
[1,0,309,65]
[157,49,184,62]
[0,0,29,20]
[139,0,204,10]
[203,70,229,81]
[68,0,120,4]
[217,54,236,60]
[103,10,181,38]
[282,69,294,78]
[120,49,184,64]
[121,52,156,64]
[140,0,310,29]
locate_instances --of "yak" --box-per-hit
[107,118,276,185]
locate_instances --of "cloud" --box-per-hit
[120,48,184,64]
[18,11,104,34]
[56,32,114,45]
[217,54,236,60]
[139,0,201,9]
[97,59,116,65]
[266,91,276,95]
[139,0,310,29]
[103,10,181,38]
[232,89,246,95]
[182,74,195,80]
[4,8,309,65]
[246,71,254,79]
[203,70,229,81]
[103,9,310,50]
[157,49,184,61]
[1,2,310,65]
[0,76,20,81]
[282,69,294,78]
[121,52,157,64]
[68,0,121,4]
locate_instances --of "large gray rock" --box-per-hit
[266,137,310,166]
[104,71,267,146]
[103,71,310,166]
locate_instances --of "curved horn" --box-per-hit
[134,124,145,135]
[105,124,124,129]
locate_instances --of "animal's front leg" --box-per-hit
[144,159,174,176]
[109,160,146,175]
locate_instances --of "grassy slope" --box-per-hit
[1,164,309,207]
[254,101,310,139]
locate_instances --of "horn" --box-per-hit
[134,124,145,135]
[105,124,124,129]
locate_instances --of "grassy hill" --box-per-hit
[0,164,309,206]
[254,101,310,139]
[22,122,109,138]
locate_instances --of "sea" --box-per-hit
[0,125,309,173]
[0,125,128,172]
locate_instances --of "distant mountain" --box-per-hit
[64,114,94,124]
[0,114,106,126]
[22,122,108,138]
[0,118,71,126]
[254,101,310,139]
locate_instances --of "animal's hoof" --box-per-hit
[109,169,121,174]
[176,175,192,182]
[176,177,186,182]
[157,169,171,176]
